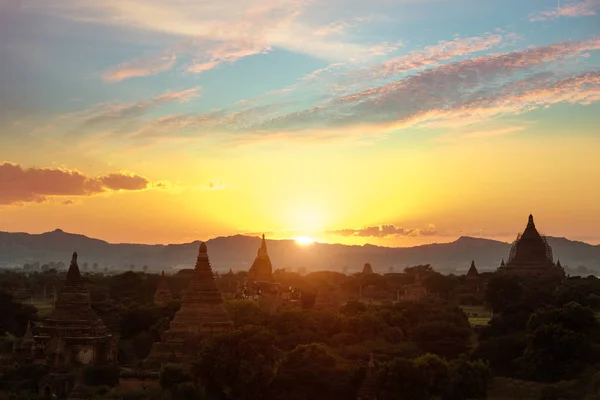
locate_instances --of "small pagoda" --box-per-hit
[403,274,427,301]
[14,320,35,363]
[248,234,273,282]
[153,271,173,306]
[497,215,565,279]
[357,353,378,400]
[145,242,232,367]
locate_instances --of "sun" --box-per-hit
[294,236,315,246]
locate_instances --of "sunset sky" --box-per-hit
[1,0,599,246]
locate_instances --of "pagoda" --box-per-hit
[35,252,116,398]
[497,215,565,279]
[34,252,116,365]
[466,261,479,279]
[153,271,173,306]
[145,242,232,367]
[362,263,374,276]
[248,234,273,281]
[15,320,35,363]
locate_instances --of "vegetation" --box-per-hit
[2,266,600,399]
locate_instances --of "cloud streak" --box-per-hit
[530,0,600,21]
[0,162,153,205]
[81,87,201,128]
[327,224,438,238]
[103,53,176,82]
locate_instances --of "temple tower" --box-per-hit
[35,252,116,398]
[497,215,565,278]
[153,271,173,306]
[145,242,232,367]
[248,234,273,281]
[34,252,116,366]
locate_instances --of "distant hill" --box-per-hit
[0,229,598,274]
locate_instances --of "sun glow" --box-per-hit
[294,236,315,246]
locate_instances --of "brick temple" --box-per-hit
[34,252,116,398]
[145,242,232,367]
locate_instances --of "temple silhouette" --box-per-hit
[497,214,565,278]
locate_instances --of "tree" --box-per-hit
[444,358,491,400]
[485,274,522,313]
[271,343,353,400]
[410,321,471,359]
[192,326,282,400]
[0,292,37,336]
[522,323,592,382]
[378,357,430,400]
[225,300,268,328]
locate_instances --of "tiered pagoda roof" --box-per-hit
[145,242,232,367]
[35,252,111,342]
[166,242,232,335]
[248,235,273,281]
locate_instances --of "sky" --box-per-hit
[0,0,599,247]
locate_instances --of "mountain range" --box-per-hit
[0,229,599,274]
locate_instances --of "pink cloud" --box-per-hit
[356,34,504,80]
[530,0,600,21]
[0,163,153,205]
[102,53,176,82]
[83,87,201,127]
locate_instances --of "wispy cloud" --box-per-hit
[32,0,386,80]
[327,224,438,238]
[80,87,201,128]
[530,0,600,21]
[250,38,600,133]
[202,180,228,191]
[354,34,504,80]
[102,53,176,82]
[0,162,155,205]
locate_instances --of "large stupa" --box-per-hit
[497,214,565,278]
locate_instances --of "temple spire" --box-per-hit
[527,214,535,228]
[24,320,33,341]
[66,251,82,283]
[248,235,273,281]
[258,234,268,257]
[500,258,505,267]
[467,260,479,278]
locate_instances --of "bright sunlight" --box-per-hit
[294,236,315,246]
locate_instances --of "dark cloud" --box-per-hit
[0,162,151,205]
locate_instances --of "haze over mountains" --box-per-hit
[0,229,599,274]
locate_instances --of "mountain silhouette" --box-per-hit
[0,229,598,274]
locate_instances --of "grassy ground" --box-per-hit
[30,300,54,319]
[460,305,492,326]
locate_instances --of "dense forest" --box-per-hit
[1,267,600,399]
